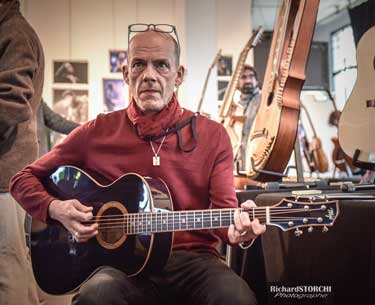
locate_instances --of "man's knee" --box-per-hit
[211,278,258,305]
[72,268,128,305]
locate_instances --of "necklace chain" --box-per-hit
[149,130,168,166]
[150,135,167,157]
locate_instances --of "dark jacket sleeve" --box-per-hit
[0,27,38,153]
[42,101,80,134]
[9,121,91,222]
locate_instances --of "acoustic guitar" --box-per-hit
[30,166,339,295]
[197,49,222,114]
[325,89,356,174]
[246,0,320,181]
[338,26,375,167]
[300,103,329,173]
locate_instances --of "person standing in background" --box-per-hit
[237,65,261,171]
[0,1,45,304]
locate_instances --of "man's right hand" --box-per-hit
[48,199,98,242]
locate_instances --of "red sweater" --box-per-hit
[10,108,237,254]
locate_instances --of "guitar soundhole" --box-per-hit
[98,207,124,243]
[96,201,127,250]
[373,56,375,71]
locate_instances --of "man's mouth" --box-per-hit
[140,89,160,94]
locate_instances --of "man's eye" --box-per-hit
[155,62,169,71]
[132,62,144,70]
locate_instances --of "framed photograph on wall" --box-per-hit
[52,89,89,123]
[53,60,88,84]
[109,50,127,73]
[51,88,88,146]
[217,55,232,76]
[103,78,128,112]
[218,80,229,101]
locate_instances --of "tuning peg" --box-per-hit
[308,226,313,233]
[322,226,329,233]
[294,228,303,237]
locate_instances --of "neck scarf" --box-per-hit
[126,93,183,139]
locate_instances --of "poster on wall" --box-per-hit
[217,55,232,76]
[51,89,89,146]
[109,50,127,73]
[53,60,89,84]
[103,78,128,112]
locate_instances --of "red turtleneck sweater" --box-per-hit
[10,105,237,254]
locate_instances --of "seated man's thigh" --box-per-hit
[72,267,159,305]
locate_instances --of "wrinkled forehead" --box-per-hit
[128,31,178,62]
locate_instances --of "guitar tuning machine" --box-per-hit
[308,226,313,233]
[322,226,329,233]
[294,228,303,237]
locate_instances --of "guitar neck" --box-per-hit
[220,48,251,117]
[96,200,337,235]
[197,49,222,113]
[113,208,265,235]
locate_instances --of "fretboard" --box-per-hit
[110,208,266,235]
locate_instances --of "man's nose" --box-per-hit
[142,64,157,82]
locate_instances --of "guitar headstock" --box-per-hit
[267,198,339,235]
[210,49,222,69]
[251,26,264,47]
[242,26,264,54]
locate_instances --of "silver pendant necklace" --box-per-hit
[150,135,167,166]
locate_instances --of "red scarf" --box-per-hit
[126,93,183,138]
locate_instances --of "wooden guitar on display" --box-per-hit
[219,27,263,157]
[197,49,222,113]
[30,166,339,295]
[325,89,356,174]
[300,103,329,173]
[246,0,320,181]
[338,26,375,168]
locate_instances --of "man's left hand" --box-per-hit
[227,200,266,244]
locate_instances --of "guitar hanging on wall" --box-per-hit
[29,166,338,295]
[325,88,356,174]
[197,49,222,114]
[245,0,320,181]
[300,102,329,173]
[338,26,375,169]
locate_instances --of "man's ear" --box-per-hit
[122,65,130,85]
[175,65,185,87]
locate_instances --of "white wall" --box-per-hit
[20,0,253,120]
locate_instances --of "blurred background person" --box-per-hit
[237,65,261,170]
[0,1,44,304]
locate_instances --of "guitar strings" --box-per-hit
[92,218,323,234]
[88,215,326,231]
[85,207,327,225]
[87,207,294,220]
[87,206,328,221]
[87,217,324,229]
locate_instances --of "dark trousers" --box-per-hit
[72,250,258,305]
